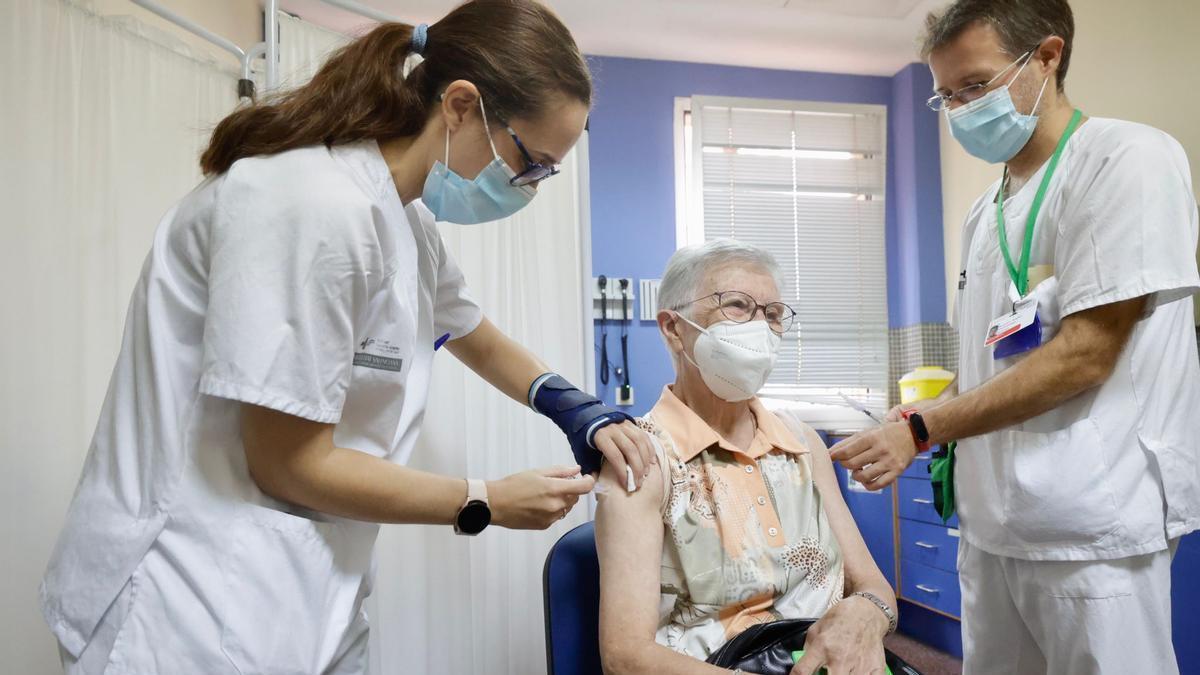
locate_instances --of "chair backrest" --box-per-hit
[543,521,604,675]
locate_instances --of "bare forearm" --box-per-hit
[446,317,551,405]
[253,444,467,524]
[923,296,1146,444]
[602,641,730,675]
[923,340,1100,445]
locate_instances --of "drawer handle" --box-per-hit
[914,541,938,550]
[912,498,934,505]
[915,584,940,594]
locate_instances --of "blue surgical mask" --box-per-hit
[946,55,1050,164]
[421,97,536,224]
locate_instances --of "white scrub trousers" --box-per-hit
[958,538,1179,675]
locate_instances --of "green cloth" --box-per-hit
[930,441,957,523]
[792,651,891,675]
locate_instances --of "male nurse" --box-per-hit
[829,1,1200,672]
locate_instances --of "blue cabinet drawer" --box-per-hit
[898,477,958,528]
[902,452,933,480]
[900,559,961,618]
[899,519,959,573]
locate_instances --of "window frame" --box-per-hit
[672,95,891,409]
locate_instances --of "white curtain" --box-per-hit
[0,1,239,672]
[279,14,597,675]
[0,4,592,670]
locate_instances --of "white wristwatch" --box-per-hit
[453,479,491,536]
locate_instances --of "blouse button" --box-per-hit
[757,496,767,506]
[744,465,755,474]
[768,527,779,537]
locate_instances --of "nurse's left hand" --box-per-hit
[828,421,917,490]
[592,421,657,491]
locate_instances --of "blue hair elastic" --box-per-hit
[411,23,429,55]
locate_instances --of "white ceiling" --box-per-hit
[277,0,946,76]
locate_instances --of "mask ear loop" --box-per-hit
[442,94,502,170]
[1001,49,1036,88]
[670,310,707,372]
[477,96,502,160]
[1008,48,1050,110]
[1028,71,1051,117]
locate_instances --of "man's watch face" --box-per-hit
[910,413,930,442]
[457,500,491,535]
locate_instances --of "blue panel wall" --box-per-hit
[886,63,947,328]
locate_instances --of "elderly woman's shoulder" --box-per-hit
[769,407,828,450]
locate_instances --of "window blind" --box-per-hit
[683,96,889,411]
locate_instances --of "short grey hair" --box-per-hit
[657,238,785,316]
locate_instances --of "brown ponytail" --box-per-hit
[200,0,592,175]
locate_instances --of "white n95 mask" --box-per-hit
[677,315,780,402]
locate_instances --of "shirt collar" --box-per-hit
[648,385,807,462]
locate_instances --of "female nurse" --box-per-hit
[40,2,654,672]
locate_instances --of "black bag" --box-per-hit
[704,618,921,675]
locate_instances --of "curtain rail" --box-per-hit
[130,0,264,98]
[132,0,401,96]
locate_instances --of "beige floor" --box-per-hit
[885,632,963,675]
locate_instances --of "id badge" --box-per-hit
[986,297,1042,359]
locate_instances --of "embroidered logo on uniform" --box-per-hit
[354,337,404,372]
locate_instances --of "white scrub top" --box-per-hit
[952,117,1200,561]
[40,140,482,668]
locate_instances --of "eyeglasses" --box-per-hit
[502,123,560,187]
[926,47,1036,112]
[675,290,797,335]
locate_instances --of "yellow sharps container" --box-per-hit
[898,366,955,404]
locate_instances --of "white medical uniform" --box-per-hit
[40,140,483,674]
[952,118,1200,673]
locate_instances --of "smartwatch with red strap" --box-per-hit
[901,409,933,453]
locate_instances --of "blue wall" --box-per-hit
[586,56,946,414]
[887,63,947,328]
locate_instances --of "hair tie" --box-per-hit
[411,23,429,55]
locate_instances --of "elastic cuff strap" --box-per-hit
[585,418,608,448]
[527,372,557,411]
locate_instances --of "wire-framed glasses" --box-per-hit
[676,290,796,335]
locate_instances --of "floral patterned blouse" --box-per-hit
[640,386,845,659]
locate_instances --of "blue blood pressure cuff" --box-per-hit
[529,373,633,475]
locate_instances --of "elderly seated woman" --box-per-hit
[595,239,897,675]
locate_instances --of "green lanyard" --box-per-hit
[996,108,1083,297]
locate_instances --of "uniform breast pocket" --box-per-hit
[1027,275,1061,342]
[999,418,1121,546]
